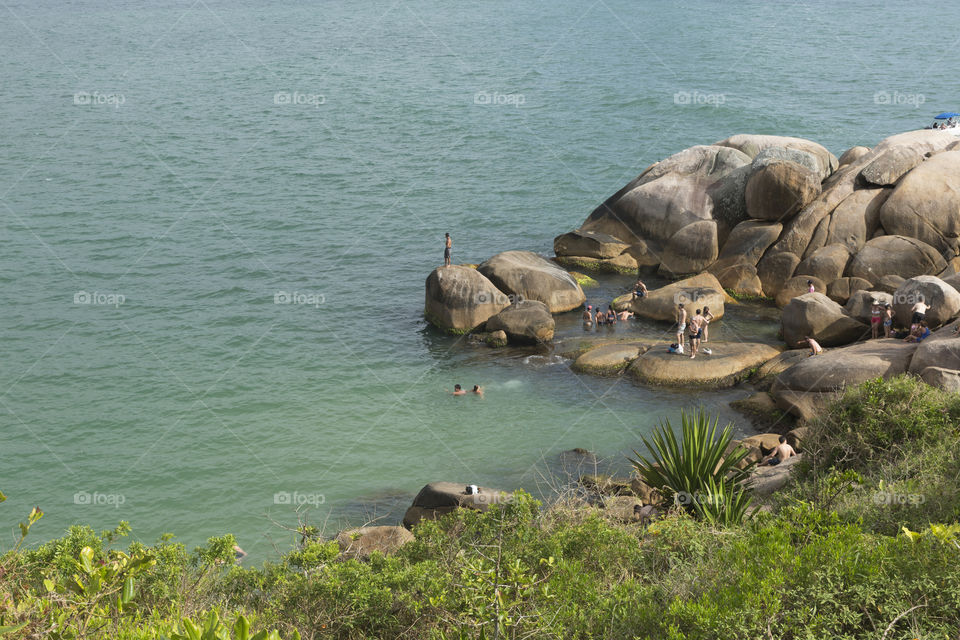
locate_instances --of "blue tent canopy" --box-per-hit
[934,112,960,119]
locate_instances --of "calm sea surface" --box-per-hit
[1,0,954,557]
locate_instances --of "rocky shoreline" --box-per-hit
[349,130,960,560]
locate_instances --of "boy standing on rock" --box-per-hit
[443,233,452,267]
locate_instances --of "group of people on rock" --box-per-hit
[671,304,714,359]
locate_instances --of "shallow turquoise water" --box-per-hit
[1,0,954,557]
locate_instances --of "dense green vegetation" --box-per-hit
[3,376,959,639]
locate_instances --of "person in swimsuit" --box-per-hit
[444,233,452,267]
[870,301,882,339]
[452,384,466,395]
[583,305,594,327]
[799,336,823,356]
[618,310,634,321]
[632,279,648,300]
[472,385,483,395]
[596,306,605,326]
[701,306,714,342]
[883,304,894,338]
[606,305,617,325]
[688,309,704,359]
[676,303,687,350]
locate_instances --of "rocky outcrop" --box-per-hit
[826,277,873,304]
[336,526,414,559]
[773,339,917,393]
[919,366,960,393]
[781,293,868,347]
[845,290,893,324]
[837,145,871,166]
[618,272,729,322]
[714,134,838,179]
[753,349,810,389]
[892,276,960,328]
[908,322,960,373]
[772,389,834,422]
[714,220,783,266]
[572,342,646,375]
[775,276,825,309]
[794,244,851,285]
[554,253,639,274]
[757,251,801,297]
[859,129,959,186]
[823,188,890,253]
[425,266,510,333]
[403,482,510,529]
[627,342,781,388]
[485,300,555,344]
[479,251,585,313]
[749,455,802,497]
[880,151,960,255]
[846,235,946,283]
[711,262,764,297]
[554,229,630,259]
[745,153,822,222]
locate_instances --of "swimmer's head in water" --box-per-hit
[454,384,461,391]
[472,385,480,392]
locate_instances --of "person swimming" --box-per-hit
[452,384,466,396]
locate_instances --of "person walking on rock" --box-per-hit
[443,233,452,267]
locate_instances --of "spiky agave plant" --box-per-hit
[629,408,756,524]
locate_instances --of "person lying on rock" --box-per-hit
[799,336,823,356]
[760,436,797,466]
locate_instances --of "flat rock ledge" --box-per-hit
[571,342,649,374]
[627,341,782,388]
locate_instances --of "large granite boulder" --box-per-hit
[846,235,946,282]
[845,290,894,324]
[827,277,874,304]
[892,276,960,328]
[837,145,871,166]
[794,244,852,285]
[336,526,414,560]
[659,220,719,276]
[485,300,555,344]
[572,342,646,375]
[403,482,510,529]
[425,266,510,333]
[580,145,752,250]
[775,276,826,309]
[554,229,630,259]
[772,339,917,392]
[757,251,801,297]
[711,262,764,297]
[627,342,781,388]
[555,253,639,274]
[745,154,822,222]
[874,274,906,294]
[859,129,959,186]
[919,366,960,393]
[714,134,838,180]
[823,188,890,253]
[479,251,585,313]
[622,272,728,321]
[781,293,868,347]
[715,219,783,266]
[879,150,960,255]
[772,389,834,422]
[753,349,811,389]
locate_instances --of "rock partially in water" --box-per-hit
[425,265,510,333]
[627,341,781,388]
[485,300,555,344]
[479,250,585,313]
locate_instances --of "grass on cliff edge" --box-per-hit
[2,376,959,640]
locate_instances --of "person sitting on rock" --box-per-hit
[807,280,815,294]
[799,336,823,356]
[760,436,796,466]
[632,279,648,300]
[904,321,931,343]
[452,384,466,396]
[583,305,594,327]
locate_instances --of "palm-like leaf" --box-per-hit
[629,408,755,525]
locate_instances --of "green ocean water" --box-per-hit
[1,0,954,558]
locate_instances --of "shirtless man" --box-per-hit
[688,309,705,359]
[632,279,648,300]
[444,233,452,267]
[618,310,634,321]
[676,303,687,349]
[452,384,466,396]
[911,298,929,324]
[761,436,796,466]
[799,336,823,356]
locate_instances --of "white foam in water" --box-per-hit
[522,355,569,367]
